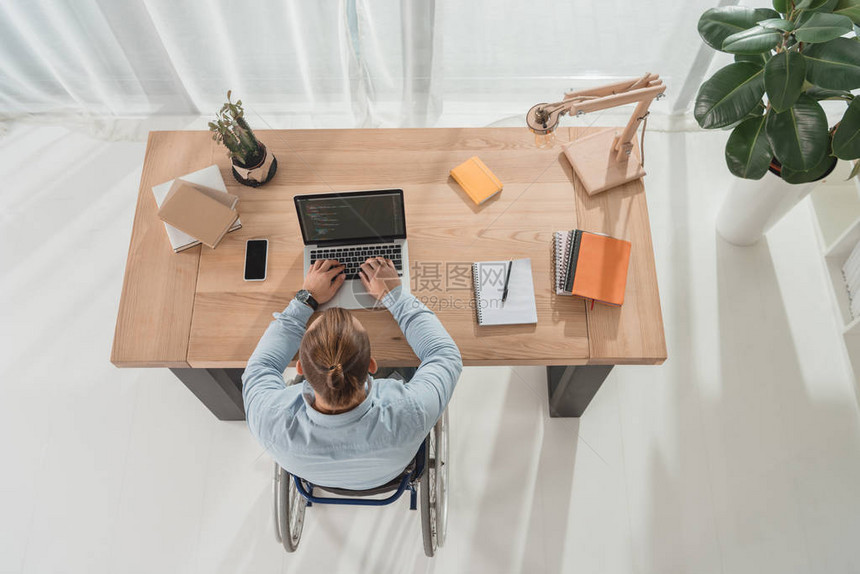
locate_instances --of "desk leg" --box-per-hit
[170,368,246,421]
[546,365,613,418]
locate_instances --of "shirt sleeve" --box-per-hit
[382,286,463,431]
[242,299,314,437]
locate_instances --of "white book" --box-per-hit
[847,254,860,295]
[843,240,860,279]
[851,291,860,320]
[151,165,241,253]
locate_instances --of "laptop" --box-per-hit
[294,189,411,310]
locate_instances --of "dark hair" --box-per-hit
[299,308,371,410]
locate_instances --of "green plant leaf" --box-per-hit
[766,94,830,169]
[796,0,833,10]
[759,17,795,30]
[774,0,789,13]
[695,63,766,129]
[723,26,784,53]
[809,0,841,12]
[834,0,860,24]
[765,51,807,111]
[781,153,838,182]
[698,7,781,50]
[725,115,774,178]
[805,85,855,99]
[735,53,771,66]
[804,38,860,89]
[849,160,860,179]
[833,97,860,159]
[723,101,768,130]
[794,12,854,41]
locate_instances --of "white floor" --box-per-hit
[2,117,860,574]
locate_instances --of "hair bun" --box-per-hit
[327,363,344,387]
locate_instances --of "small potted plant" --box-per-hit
[209,91,277,187]
[695,1,860,245]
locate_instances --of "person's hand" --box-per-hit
[359,257,401,300]
[302,259,345,304]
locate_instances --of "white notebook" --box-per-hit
[472,258,538,326]
[151,164,242,253]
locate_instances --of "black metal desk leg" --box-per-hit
[170,368,246,421]
[546,365,613,418]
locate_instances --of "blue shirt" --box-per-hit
[241,286,463,490]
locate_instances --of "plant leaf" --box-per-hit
[808,0,841,12]
[796,0,833,9]
[725,115,774,178]
[849,160,860,179]
[794,13,854,42]
[698,7,781,50]
[781,153,838,182]
[766,94,830,169]
[695,63,767,129]
[758,17,795,30]
[723,26,784,54]
[735,53,771,67]
[765,51,807,111]
[774,0,789,13]
[804,38,860,89]
[833,97,860,159]
[834,0,860,25]
[805,85,855,99]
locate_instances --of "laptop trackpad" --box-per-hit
[349,281,383,310]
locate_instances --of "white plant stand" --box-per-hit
[717,171,819,246]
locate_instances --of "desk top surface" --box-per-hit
[111,127,666,368]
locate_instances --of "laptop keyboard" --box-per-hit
[310,244,403,281]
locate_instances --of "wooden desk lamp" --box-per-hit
[526,73,666,195]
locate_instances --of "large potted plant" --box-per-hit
[209,91,277,187]
[695,1,860,245]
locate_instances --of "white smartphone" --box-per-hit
[244,239,268,281]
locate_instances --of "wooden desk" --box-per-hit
[112,127,666,419]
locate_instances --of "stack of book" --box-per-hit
[842,240,860,319]
[553,229,632,307]
[152,165,242,252]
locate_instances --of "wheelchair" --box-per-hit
[274,408,449,557]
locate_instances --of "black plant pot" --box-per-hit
[232,142,277,187]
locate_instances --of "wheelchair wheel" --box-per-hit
[420,408,449,557]
[274,463,307,552]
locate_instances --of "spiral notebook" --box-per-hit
[472,258,538,326]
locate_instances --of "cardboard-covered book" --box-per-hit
[152,165,242,252]
[157,179,239,249]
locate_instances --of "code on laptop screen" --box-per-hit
[296,190,405,244]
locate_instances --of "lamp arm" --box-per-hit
[526,74,665,139]
[563,73,660,101]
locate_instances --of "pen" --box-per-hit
[501,260,512,303]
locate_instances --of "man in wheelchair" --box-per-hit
[242,257,462,491]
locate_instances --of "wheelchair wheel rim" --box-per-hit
[288,474,306,546]
[435,410,449,546]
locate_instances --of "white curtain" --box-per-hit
[0,0,718,126]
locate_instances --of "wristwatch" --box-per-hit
[295,289,319,310]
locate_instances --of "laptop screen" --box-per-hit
[294,189,406,245]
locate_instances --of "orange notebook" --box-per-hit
[559,230,631,306]
[450,156,503,205]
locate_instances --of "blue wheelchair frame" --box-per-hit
[292,439,427,510]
